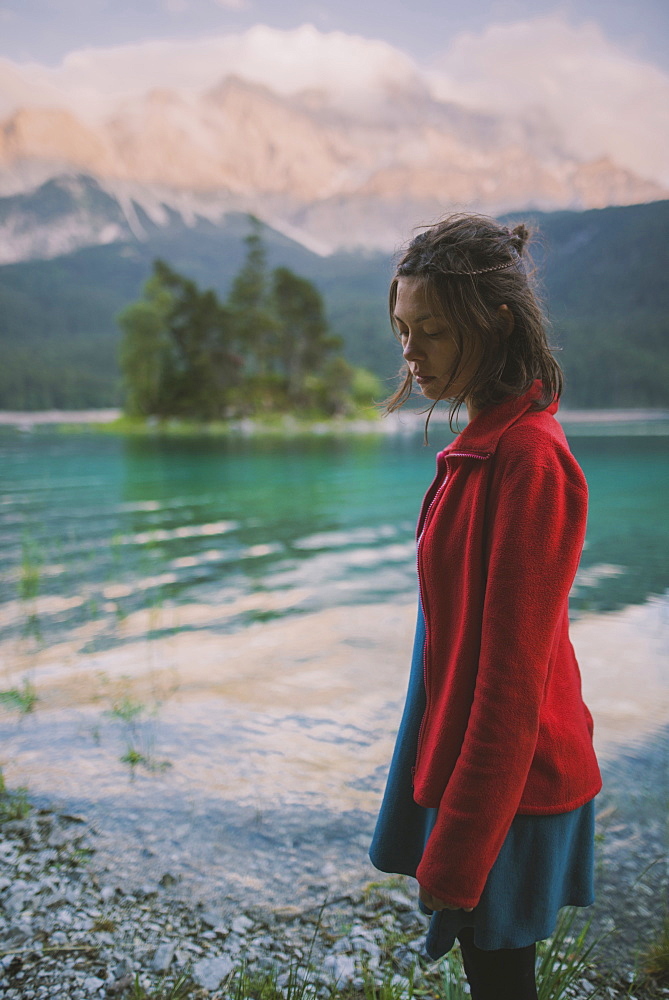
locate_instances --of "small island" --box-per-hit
[116,218,381,432]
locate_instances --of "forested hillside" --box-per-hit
[505,202,669,407]
[1,201,667,410]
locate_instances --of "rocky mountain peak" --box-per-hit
[0,74,666,257]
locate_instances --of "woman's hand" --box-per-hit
[419,885,474,912]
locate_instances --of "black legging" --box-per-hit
[457,926,538,1000]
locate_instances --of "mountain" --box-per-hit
[0,196,667,411]
[0,75,666,258]
[0,174,136,264]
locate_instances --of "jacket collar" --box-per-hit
[442,379,558,457]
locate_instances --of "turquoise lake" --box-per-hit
[1,424,668,643]
[0,420,668,914]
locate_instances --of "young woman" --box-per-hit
[369,214,602,1000]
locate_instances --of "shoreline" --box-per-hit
[1,596,668,995]
[0,757,665,999]
[1,406,669,436]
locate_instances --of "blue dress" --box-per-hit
[369,602,596,959]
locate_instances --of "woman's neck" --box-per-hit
[466,398,482,423]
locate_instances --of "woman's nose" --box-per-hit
[402,333,425,362]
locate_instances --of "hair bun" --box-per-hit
[511,223,530,255]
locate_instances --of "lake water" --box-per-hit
[1,418,668,915]
[2,421,668,635]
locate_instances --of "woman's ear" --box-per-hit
[497,304,515,338]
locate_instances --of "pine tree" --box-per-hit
[118,259,240,419]
[227,216,278,375]
[271,265,342,405]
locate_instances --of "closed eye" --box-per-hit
[397,326,446,344]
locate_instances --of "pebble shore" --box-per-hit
[1,794,668,1000]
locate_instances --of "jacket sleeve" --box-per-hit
[415,429,589,909]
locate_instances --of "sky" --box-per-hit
[0,0,667,70]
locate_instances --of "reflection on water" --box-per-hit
[0,426,668,907]
[2,431,668,647]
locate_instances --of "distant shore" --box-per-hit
[0,408,123,425]
[1,406,669,434]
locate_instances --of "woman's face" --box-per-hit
[393,276,480,402]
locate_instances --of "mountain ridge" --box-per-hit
[1,73,666,256]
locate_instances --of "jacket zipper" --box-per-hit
[412,450,490,785]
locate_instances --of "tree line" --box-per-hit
[118,218,380,421]
[2,202,667,412]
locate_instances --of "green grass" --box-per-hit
[127,968,195,1000]
[0,768,32,822]
[536,908,601,999]
[637,911,669,986]
[18,532,43,641]
[19,532,42,602]
[226,961,325,1000]
[107,696,146,724]
[0,678,38,713]
[436,949,468,999]
[92,917,117,933]
[105,696,172,775]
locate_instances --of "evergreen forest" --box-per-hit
[0,199,668,412]
[117,222,379,420]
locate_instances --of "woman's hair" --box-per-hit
[385,213,563,434]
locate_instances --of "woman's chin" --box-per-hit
[417,383,445,401]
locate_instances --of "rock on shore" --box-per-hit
[0,795,666,999]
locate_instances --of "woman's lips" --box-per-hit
[415,374,436,384]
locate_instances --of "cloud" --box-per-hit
[428,15,669,185]
[0,18,666,185]
[214,0,250,8]
[0,57,66,116]
[0,24,420,121]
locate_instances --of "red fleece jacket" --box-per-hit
[413,380,602,910]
